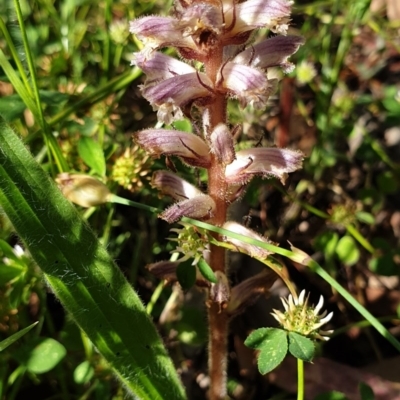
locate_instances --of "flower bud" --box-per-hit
[209,123,236,166]
[56,173,111,208]
[209,271,230,312]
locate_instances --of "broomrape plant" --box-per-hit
[129,0,323,398]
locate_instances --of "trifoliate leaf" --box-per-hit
[244,327,288,374]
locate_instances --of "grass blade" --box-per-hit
[0,119,186,400]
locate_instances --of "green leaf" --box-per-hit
[0,321,38,352]
[0,239,20,261]
[336,236,359,267]
[244,327,288,374]
[355,211,375,225]
[314,391,349,400]
[369,254,397,276]
[177,260,196,290]
[0,119,185,400]
[0,95,26,121]
[74,361,94,384]
[197,258,217,283]
[359,382,374,400]
[314,231,339,260]
[288,332,315,362]
[0,262,25,286]
[78,136,106,176]
[13,337,66,374]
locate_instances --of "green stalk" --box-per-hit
[109,197,400,353]
[0,119,186,400]
[0,15,33,98]
[297,358,304,400]
[11,0,67,172]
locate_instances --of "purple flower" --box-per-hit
[135,129,211,168]
[225,147,304,185]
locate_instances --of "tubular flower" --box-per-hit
[227,0,293,36]
[141,73,214,124]
[233,35,305,73]
[129,16,197,58]
[132,51,197,82]
[222,221,274,259]
[135,129,211,168]
[160,194,216,223]
[271,290,334,341]
[151,170,203,201]
[225,147,304,185]
[218,62,272,109]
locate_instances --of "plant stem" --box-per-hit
[297,358,304,400]
[205,43,230,399]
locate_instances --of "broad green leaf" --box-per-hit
[0,120,186,400]
[197,258,217,283]
[288,332,314,362]
[74,361,94,384]
[336,236,359,267]
[244,327,288,375]
[77,136,106,176]
[0,321,38,352]
[13,337,66,374]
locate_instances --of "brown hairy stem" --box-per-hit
[205,43,230,398]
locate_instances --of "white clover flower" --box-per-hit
[271,290,334,341]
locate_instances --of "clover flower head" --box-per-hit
[271,290,334,341]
